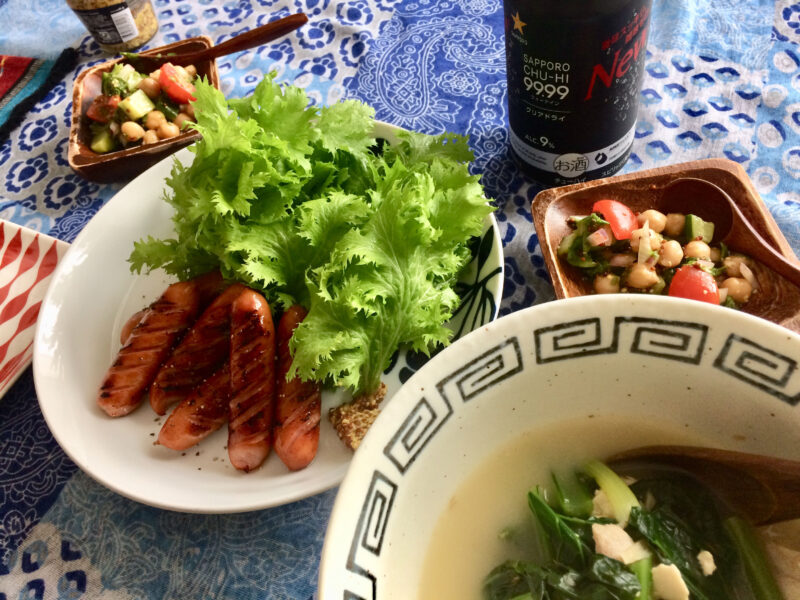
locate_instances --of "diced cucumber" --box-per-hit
[118,89,155,121]
[110,63,144,94]
[684,214,715,243]
[557,231,577,256]
[90,127,116,154]
[703,220,715,243]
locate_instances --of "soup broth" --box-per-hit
[417,415,713,600]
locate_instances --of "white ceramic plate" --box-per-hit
[32,122,503,513]
[318,294,800,599]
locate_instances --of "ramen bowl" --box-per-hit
[318,294,800,599]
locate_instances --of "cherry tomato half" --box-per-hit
[668,265,720,304]
[592,199,638,241]
[159,63,196,104]
[86,94,121,123]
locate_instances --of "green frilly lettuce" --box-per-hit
[129,73,494,395]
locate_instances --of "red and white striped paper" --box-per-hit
[0,220,68,398]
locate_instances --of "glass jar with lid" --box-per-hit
[67,0,158,53]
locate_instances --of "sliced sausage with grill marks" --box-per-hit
[119,309,146,345]
[158,364,230,451]
[274,305,321,471]
[98,280,202,417]
[191,270,227,306]
[118,271,226,345]
[149,283,246,415]
[227,288,276,473]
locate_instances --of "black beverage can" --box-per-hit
[503,0,652,186]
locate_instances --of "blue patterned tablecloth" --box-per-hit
[2,0,800,598]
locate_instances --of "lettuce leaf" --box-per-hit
[129,73,494,395]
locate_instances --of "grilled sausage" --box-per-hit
[274,305,321,471]
[192,270,227,306]
[118,271,225,345]
[157,365,230,451]
[98,280,202,417]
[227,288,276,472]
[119,309,146,345]
[149,283,246,415]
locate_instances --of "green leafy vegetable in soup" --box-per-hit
[484,461,784,600]
[129,73,494,397]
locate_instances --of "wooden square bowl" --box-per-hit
[68,36,220,183]
[532,158,800,333]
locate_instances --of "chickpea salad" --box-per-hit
[558,199,757,307]
[85,62,198,154]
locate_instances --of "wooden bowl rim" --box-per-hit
[531,158,800,331]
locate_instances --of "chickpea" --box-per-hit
[664,213,686,237]
[137,77,161,100]
[630,227,661,253]
[658,239,683,267]
[142,129,159,144]
[174,112,194,130]
[684,240,711,260]
[174,65,189,80]
[184,64,197,78]
[594,274,620,294]
[120,120,145,142]
[723,254,750,277]
[180,103,195,119]
[626,263,660,289]
[157,121,180,139]
[149,69,161,80]
[145,110,166,131]
[721,277,753,304]
[637,209,667,233]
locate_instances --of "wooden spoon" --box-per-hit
[659,177,800,288]
[608,445,800,526]
[122,12,308,72]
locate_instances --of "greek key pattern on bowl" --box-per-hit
[624,317,708,364]
[534,317,605,361]
[383,395,452,475]
[346,471,398,600]
[437,337,523,404]
[714,334,800,406]
[345,337,523,599]
[534,317,708,365]
[383,337,522,476]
